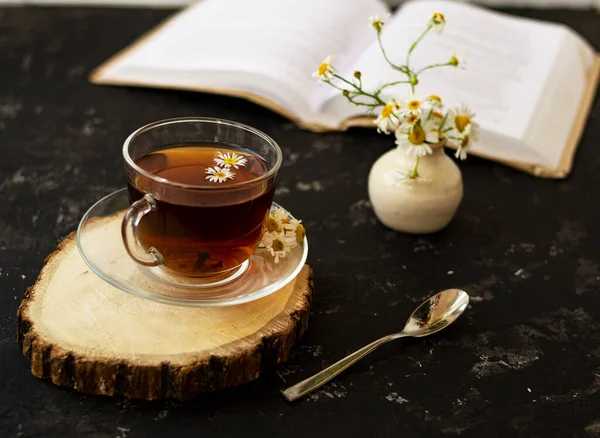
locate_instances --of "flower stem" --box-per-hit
[410,157,420,178]
[377,31,410,76]
[406,25,433,71]
[439,112,449,131]
[416,61,454,75]
[325,80,347,92]
[334,74,386,106]
[344,94,381,108]
[375,80,411,97]
[334,74,362,92]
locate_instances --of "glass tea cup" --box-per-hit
[121,118,282,284]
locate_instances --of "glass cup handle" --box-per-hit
[121,194,164,267]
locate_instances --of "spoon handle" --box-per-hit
[281,334,401,402]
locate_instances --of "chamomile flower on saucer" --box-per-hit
[312,56,335,81]
[205,166,235,183]
[282,218,306,244]
[261,209,306,262]
[262,231,297,263]
[395,118,439,158]
[271,208,290,224]
[271,209,305,242]
[429,12,446,34]
[266,215,282,233]
[267,237,288,264]
[294,223,307,244]
[214,151,248,169]
[374,99,401,134]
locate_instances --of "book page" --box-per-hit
[320,0,591,165]
[523,28,596,170]
[95,0,389,120]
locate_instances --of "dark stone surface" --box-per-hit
[0,5,599,437]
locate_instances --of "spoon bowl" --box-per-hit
[282,288,470,401]
[402,289,470,337]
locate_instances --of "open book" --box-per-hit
[92,0,600,178]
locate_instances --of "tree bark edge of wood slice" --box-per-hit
[17,225,313,401]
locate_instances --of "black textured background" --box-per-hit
[1,6,600,437]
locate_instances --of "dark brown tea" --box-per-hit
[127,144,275,277]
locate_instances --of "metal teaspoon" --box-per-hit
[281,289,470,402]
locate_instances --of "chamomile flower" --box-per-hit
[213,151,248,169]
[428,12,446,34]
[294,223,307,244]
[430,109,446,122]
[205,166,235,183]
[426,102,447,128]
[426,95,443,108]
[268,237,289,263]
[261,232,287,263]
[271,208,290,224]
[453,124,479,161]
[261,231,297,263]
[282,217,301,232]
[374,99,401,134]
[405,113,420,126]
[449,53,467,70]
[265,215,281,233]
[401,97,424,117]
[312,55,335,81]
[395,118,439,158]
[449,104,478,137]
[260,209,306,262]
[454,138,470,160]
[369,14,386,31]
[276,211,305,242]
[447,104,479,160]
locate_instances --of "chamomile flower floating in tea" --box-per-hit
[214,151,248,169]
[260,208,306,264]
[311,11,478,179]
[205,165,235,183]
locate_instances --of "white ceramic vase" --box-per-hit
[368,145,463,234]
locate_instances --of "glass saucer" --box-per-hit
[76,189,308,307]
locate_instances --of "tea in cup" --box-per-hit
[121,118,282,282]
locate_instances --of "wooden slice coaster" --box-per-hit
[17,221,312,401]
